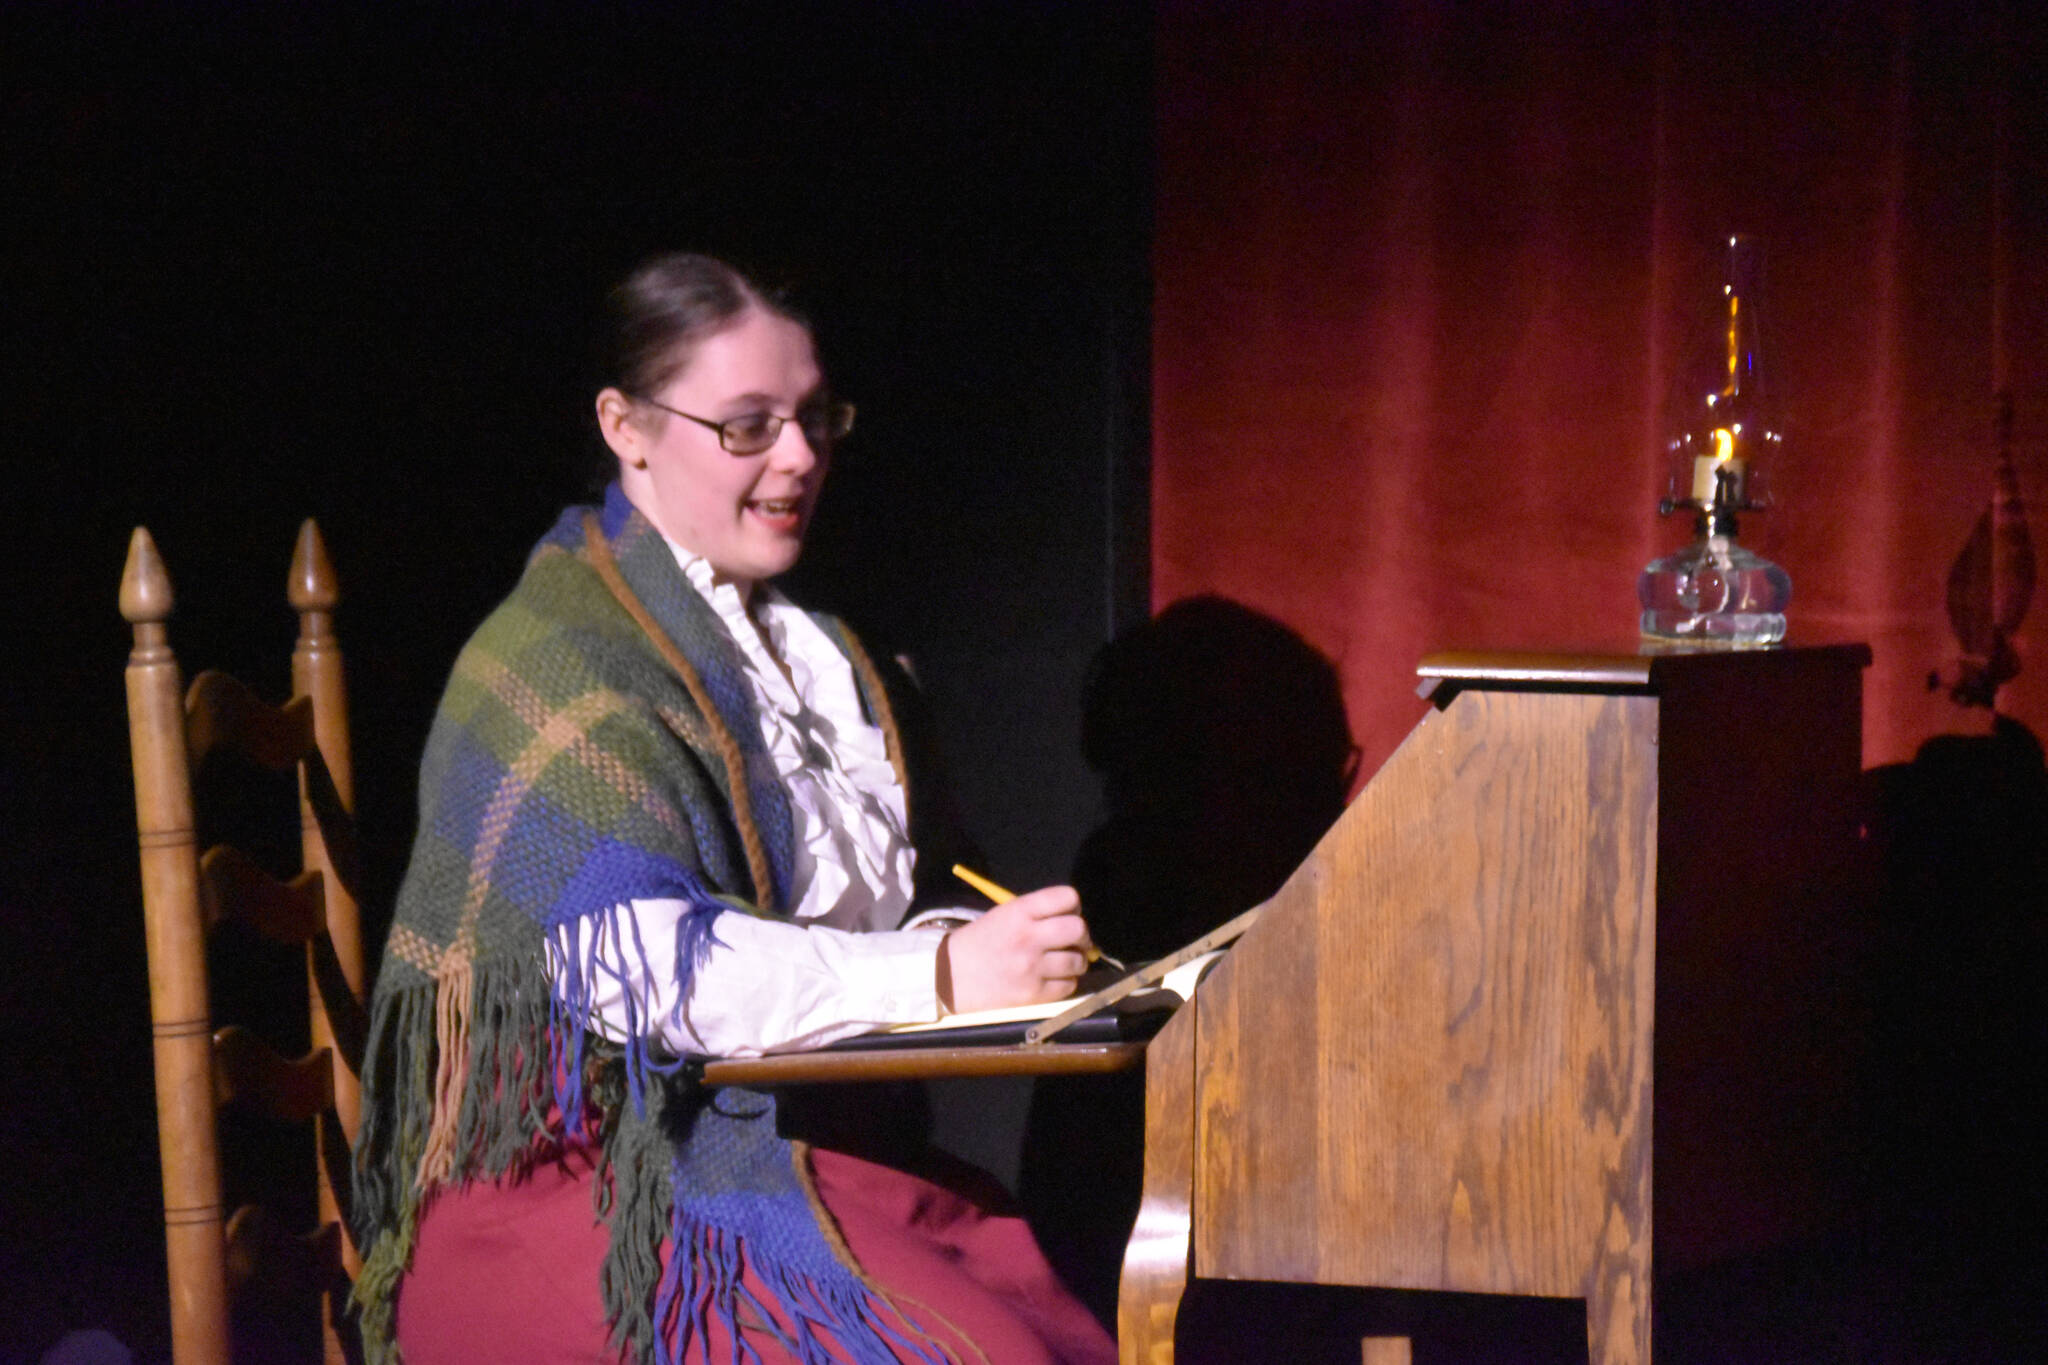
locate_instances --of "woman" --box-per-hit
[352,254,1115,1364]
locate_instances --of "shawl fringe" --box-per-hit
[352,949,562,1362]
[650,1202,952,1365]
[546,876,729,1123]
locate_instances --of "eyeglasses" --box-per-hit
[633,395,856,456]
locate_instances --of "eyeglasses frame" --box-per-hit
[631,394,856,456]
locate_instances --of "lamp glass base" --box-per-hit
[1638,534,1791,646]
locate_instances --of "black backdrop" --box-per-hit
[0,5,1149,1356]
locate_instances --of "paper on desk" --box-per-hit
[879,951,1224,1036]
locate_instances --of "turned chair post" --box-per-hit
[288,521,366,1302]
[122,528,233,1365]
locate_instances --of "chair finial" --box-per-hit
[121,527,174,625]
[288,520,338,613]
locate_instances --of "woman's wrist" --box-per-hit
[935,930,958,1013]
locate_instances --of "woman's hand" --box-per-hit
[935,885,1093,1014]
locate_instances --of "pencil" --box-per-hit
[949,864,1102,963]
[950,863,1014,904]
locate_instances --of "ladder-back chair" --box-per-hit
[121,522,369,1365]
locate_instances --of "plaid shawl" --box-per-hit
[352,486,945,1364]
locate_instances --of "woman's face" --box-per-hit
[602,307,829,589]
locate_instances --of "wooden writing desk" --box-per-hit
[706,647,1870,1365]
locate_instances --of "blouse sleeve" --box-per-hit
[564,898,951,1058]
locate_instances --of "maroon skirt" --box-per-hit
[395,1142,1117,1364]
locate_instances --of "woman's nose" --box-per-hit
[768,421,821,473]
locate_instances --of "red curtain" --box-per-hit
[1154,0,2046,779]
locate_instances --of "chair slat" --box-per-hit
[186,672,315,772]
[212,1028,335,1123]
[200,847,327,943]
[224,1205,343,1296]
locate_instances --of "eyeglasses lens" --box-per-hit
[720,413,782,454]
[800,403,855,449]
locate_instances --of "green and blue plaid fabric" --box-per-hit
[352,486,940,1365]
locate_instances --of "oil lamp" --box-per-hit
[1639,234,1792,645]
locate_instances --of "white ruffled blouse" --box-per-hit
[563,539,967,1058]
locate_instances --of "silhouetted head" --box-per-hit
[1074,595,1357,957]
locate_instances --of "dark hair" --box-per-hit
[597,252,809,398]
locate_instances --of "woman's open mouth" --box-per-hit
[747,497,803,528]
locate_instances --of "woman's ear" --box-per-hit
[595,387,648,469]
